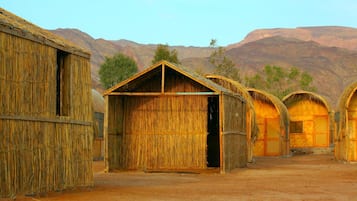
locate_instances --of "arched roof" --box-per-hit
[247,88,290,137]
[92,89,105,113]
[282,90,332,112]
[337,81,357,129]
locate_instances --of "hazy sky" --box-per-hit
[2,0,357,47]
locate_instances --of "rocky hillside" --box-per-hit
[225,36,357,106]
[227,26,357,51]
[50,26,357,107]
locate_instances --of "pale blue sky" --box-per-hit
[2,0,357,47]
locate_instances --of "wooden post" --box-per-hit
[219,93,225,173]
[104,95,109,172]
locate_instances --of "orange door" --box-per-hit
[254,118,280,156]
[265,118,281,156]
[348,118,357,161]
[313,115,329,147]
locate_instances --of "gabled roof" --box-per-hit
[0,8,89,58]
[103,60,234,96]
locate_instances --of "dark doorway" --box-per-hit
[207,96,220,167]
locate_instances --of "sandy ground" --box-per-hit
[5,154,357,201]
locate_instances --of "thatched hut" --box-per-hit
[103,60,247,173]
[0,8,93,197]
[335,81,357,161]
[92,89,105,160]
[206,75,258,162]
[283,91,333,153]
[247,89,290,156]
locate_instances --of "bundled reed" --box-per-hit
[0,8,93,198]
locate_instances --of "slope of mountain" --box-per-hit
[225,36,357,106]
[228,26,357,51]
[51,28,214,92]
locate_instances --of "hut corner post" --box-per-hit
[219,94,225,174]
[104,95,109,172]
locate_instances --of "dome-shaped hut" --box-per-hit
[248,88,290,157]
[335,81,357,161]
[283,91,333,154]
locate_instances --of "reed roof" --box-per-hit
[248,88,290,136]
[282,90,332,112]
[0,8,90,58]
[92,89,105,113]
[337,81,357,128]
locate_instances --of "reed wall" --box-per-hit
[222,94,247,171]
[109,95,207,170]
[0,32,93,197]
[287,100,329,148]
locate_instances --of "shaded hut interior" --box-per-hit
[335,82,357,161]
[248,89,290,157]
[0,8,93,197]
[104,61,247,173]
[283,91,332,153]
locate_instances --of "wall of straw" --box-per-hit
[222,94,247,171]
[286,99,329,148]
[0,32,93,197]
[109,95,207,170]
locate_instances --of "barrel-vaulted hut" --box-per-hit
[283,91,333,153]
[206,75,258,162]
[335,81,357,161]
[103,60,247,173]
[92,89,105,160]
[248,88,290,156]
[0,8,93,198]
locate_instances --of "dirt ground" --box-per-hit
[6,154,357,201]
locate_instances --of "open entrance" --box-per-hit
[207,96,220,167]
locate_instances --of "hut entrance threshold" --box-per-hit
[207,96,220,167]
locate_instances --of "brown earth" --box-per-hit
[5,154,357,201]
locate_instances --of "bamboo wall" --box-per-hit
[0,32,93,197]
[222,94,247,172]
[287,100,329,148]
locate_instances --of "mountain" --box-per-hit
[51,28,214,92]
[226,36,357,106]
[228,26,357,51]
[50,26,357,107]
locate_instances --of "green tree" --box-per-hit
[209,39,241,81]
[99,53,138,89]
[245,65,316,99]
[152,44,180,64]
